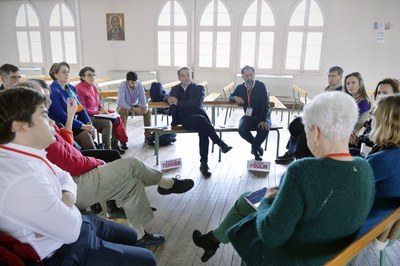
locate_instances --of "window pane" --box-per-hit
[216,32,230,67]
[62,4,74,27]
[30,31,43,63]
[26,4,39,27]
[17,31,30,63]
[158,31,171,66]
[289,0,306,26]
[50,4,60,27]
[174,31,187,66]
[304,32,322,70]
[260,1,274,26]
[258,32,274,68]
[240,32,256,67]
[174,2,187,26]
[217,1,230,26]
[242,1,257,26]
[50,31,63,62]
[158,1,170,26]
[64,31,76,63]
[285,32,303,69]
[200,1,214,26]
[309,0,323,26]
[16,5,27,27]
[199,31,213,67]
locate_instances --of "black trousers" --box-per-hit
[181,115,222,164]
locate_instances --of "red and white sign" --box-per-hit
[161,158,182,170]
[247,160,271,172]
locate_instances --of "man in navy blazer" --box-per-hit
[165,67,232,177]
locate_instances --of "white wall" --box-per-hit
[1,0,399,97]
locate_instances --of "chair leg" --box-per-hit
[380,248,387,266]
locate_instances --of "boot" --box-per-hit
[219,141,232,154]
[192,230,220,262]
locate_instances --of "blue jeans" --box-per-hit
[44,214,156,266]
[238,116,269,153]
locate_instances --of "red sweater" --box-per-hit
[45,132,104,176]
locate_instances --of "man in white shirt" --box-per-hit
[0,87,156,265]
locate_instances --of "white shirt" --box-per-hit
[0,143,82,259]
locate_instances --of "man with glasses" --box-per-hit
[0,64,21,91]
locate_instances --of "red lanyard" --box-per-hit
[247,87,252,107]
[0,145,56,176]
[326,153,351,158]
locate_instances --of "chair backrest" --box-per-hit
[163,80,180,90]
[222,82,235,100]
[324,207,400,266]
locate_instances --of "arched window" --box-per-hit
[157,1,188,67]
[16,3,43,63]
[198,0,231,68]
[49,2,77,64]
[240,0,275,69]
[285,0,325,71]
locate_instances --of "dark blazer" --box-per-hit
[164,83,210,126]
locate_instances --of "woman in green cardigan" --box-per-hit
[192,91,375,265]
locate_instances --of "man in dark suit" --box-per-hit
[165,67,232,177]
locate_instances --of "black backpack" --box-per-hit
[149,81,170,115]
[150,132,177,146]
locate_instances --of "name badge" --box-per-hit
[247,160,271,172]
[161,158,182,170]
[245,107,253,116]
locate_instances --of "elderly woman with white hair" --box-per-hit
[192,91,375,265]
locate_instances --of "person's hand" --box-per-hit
[131,107,144,115]
[66,98,78,117]
[258,121,269,130]
[81,124,95,134]
[349,131,359,146]
[142,105,149,114]
[167,96,178,105]
[99,107,108,114]
[233,96,244,104]
[61,191,75,208]
[265,186,279,200]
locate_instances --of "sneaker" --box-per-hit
[106,207,126,219]
[121,144,128,150]
[157,176,194,195]
[136,232,165,248]
[90,203,103,214]
[200,163,211,178]
[220,142,232,154]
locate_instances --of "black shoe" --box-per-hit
[251,147,264,156]
[200,163,211,178]
[275,157,294,165]
[157,176,194,195]
[145,137,155,146]
[151,207,157,212]
[112,146,126,155]
[277,151,295,160]
[90,203,103,214]
[254,154,263,161]
[121,144,128,150]
[136,232,165,248]
[106,207,126,219]
[192,230,220,263]
[220,142,232,154]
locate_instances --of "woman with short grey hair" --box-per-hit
[192,91,375,265]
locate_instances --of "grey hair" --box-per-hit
[302,91,358,140]
[327,65,343,76]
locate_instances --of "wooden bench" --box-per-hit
[145,123,283,165]
[324,207,400,266]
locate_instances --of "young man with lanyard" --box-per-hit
[165,67,232,177]
[117,71,153,144]
[230,65,271,161]
[0,87,156,265]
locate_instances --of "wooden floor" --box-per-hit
[102,102,400,266]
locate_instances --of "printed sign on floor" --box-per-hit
[161,158,182,170]
[247,160,271,172]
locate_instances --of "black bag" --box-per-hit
[149,82,170,115]
[150,132,177,146]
